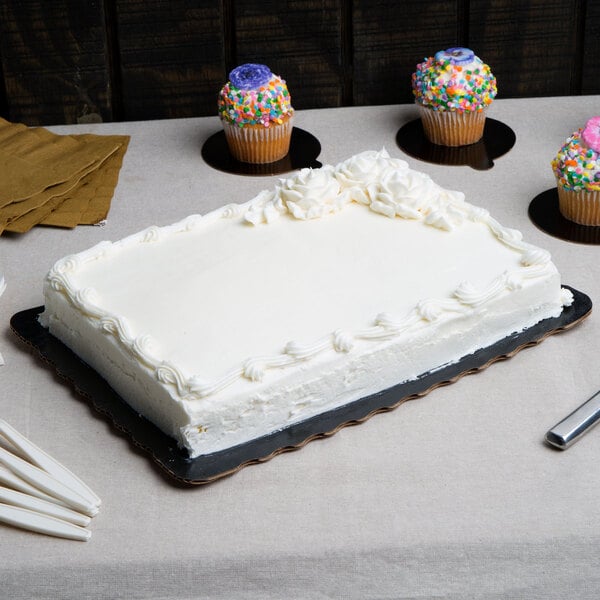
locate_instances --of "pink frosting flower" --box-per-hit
[582,116,600,152]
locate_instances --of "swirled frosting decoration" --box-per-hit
[551,119,600,192]
[434,47,475,65]
[229,64,272,90]
[244,149,466,229]
[583,117,600,152]
[218,63,293,127]
[412,48,497,112]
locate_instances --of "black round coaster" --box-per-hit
[201,127,322,176]
[529,188,600,245]
[396,117,516,171]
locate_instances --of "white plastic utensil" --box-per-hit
[0,502,91,541]
[0,447,98,517]
[0,419,101,541]
[0,419,101,509]
[0,486,91,527]
[0,463,71,507]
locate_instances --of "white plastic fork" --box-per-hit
[0,502,91,542]
[0,419,101,510]
[0,446,98,517]
[0,463,71,508]
[0,419,101,541]
[0,486,91,527]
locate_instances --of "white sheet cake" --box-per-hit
[40,150,572,457]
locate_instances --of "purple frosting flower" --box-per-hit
[434,47,475,65]
[229,64,273,90]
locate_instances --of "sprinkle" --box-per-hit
[551,128,600,192]
[411,53,497,112]
[218,72,293,127]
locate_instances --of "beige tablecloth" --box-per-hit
[1,98,600,599]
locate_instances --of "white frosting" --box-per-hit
[245,150,467,229]
[40,150,569,457]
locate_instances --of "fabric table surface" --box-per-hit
[1,97,600,599]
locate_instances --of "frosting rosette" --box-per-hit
[229,64,272,90]
[412,48,497,112]
[245,149,467,229]
[582,116,600,153]
[335,149,409,200]
[280,166,346,220]
[218,63,293,128]
[434,47,475,66]
[245,165,348,223]
[551,120,600,192]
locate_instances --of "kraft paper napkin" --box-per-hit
[40,136,130,228]
[0,118,121,206]
[3,139,129,233]
[0,160,103,233]
[0,118,129,234]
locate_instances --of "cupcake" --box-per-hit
[551,117,600,225]
[218,63,294,164]
[412,48,497,146]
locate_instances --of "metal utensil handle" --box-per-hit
[546,390,600,449]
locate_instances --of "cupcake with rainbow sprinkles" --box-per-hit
[412,48,497,146]
[551,117,600,226]
[218,63,294,164]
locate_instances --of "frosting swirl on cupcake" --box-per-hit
[218,64,293,128]
[582,116,600,153]
[412,48,497,112]
[229,64,272,90]
[551,118,600,192]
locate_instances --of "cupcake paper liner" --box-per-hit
[222,117,293,164]
[417,104,487,147]
[557,183,600,226]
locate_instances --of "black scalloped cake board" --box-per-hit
[10,287,591,486]
[201,127,321,176]
[529,188,600,245]
[396,118,516,170]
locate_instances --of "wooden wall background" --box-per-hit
[0,0,598,126]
